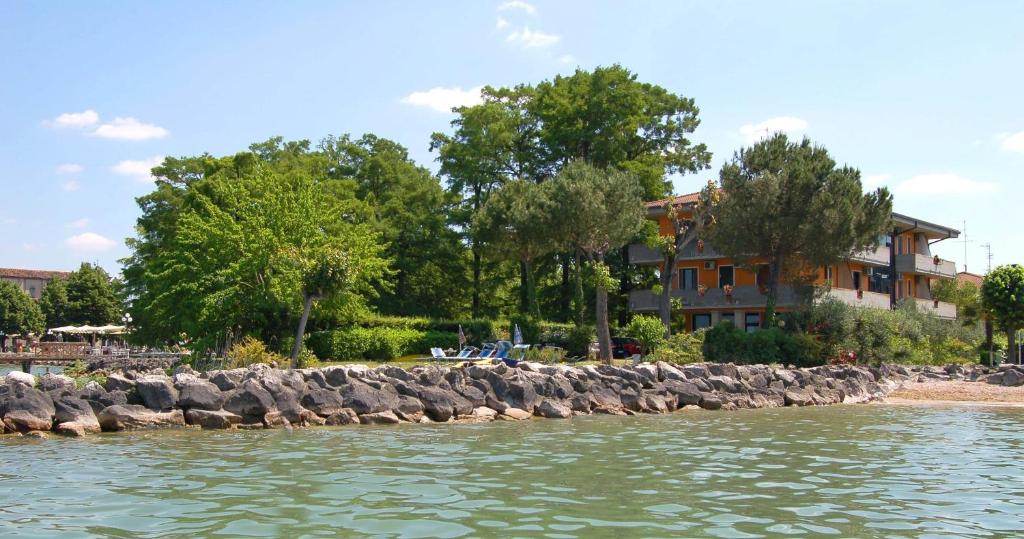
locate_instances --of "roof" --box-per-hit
[0,268,72,280]
[956,271,984,286]
[645,192,700,209]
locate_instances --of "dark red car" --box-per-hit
[611,337,641,358]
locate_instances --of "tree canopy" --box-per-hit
[63,263,120,326]
[709,133,893,324]
[0,281,43,337]
[981,264,1024,364]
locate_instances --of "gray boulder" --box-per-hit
[54,396,101,436]
[176,380,225,411]
[536,399,572,418]
[209,370,241,391]
[185,409,242,429]
[223,380,277,421]
[39,373,75,393]
[341,380,401,415]
[104,374,135,392]
[97,405,185,431]
[1,384,55,433]
[136,375,178,410]
[301,388,347,417]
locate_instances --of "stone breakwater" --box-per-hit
[1,361,1019,437]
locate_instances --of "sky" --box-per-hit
[1,1,1022,276]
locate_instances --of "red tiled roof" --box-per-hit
[645,192,700,208]
[0,268,72,280]
[956,271,984,286]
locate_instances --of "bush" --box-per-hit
[309,326,446,361]
[525,347,568,364]
[703,323,825,367]
[415,330,460,352]
[625,315,666,356]
[649,330,705,364]
[509,314,542,345]
[566,325,595,358]
[227,337,285,368]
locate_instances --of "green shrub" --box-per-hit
[649,330,705,364]
[509,314,542,345]
[625,315,666,356]
[227,337,285,368]
[566,325,595,358]
[415,330,460,352]
[524,347,567,364]
[703,323,825,367]
[703,322,748,363]
[776,331,825,367]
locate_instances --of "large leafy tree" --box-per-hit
[0,281,44,339]
[550,162,646,361]
[709,134,893,325]
[474,179,556,317]
[65,263,120,325]
[320,134,465,318]
[39,277,70,328]
[981,264,1024,364]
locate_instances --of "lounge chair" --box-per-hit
[428,347,478,362]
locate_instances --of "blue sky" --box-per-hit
[2,1,1022,276]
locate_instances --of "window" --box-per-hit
[869,267,892,294]
[720,313,735,326]
[29,287,36,297]
[881,234,892,247]
[755,264,769,286]
[906,279,913,297]
[718,265,734,288]
[745,312,761,333]
[852,270,862,290]
[896,279,903,299]
[692,314,712,331]
[678,268,697,290]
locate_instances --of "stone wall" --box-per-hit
[0,361,1017,437]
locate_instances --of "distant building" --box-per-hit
[628,194,961,330]
[956,271,984,288]
[0,267,71,299]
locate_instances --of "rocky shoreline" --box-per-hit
[2,361,1022,438]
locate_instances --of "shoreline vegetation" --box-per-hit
[2,360,1022,439]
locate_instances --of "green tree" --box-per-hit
[0,280,43,338]
[981,264,1024,364]
[38,277,70,328]
[65,263,120,325]
[651,180,719,337]
[473,179,556,317]
[550,162,646,361]
[625,314,666,358]
[709,134,893,325]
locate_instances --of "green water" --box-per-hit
[2,404,1023,538]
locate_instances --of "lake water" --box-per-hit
[1,404,1023,538]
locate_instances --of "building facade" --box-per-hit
[628,195,960,331]
[0,268,71,299]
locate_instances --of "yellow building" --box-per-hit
[0,267,70,299]
[628,193,960,331]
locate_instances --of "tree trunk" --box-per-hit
[985,319,994,366]
[1009,329,1019,365]
[471,248,482,319]
[573,250,585,327]
[765,256,783,328]
[290,293,314,368]
[618,245,630,327]
[658,251,678,338]
[594,254,613,363]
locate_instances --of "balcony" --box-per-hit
[825,288,891,310]
[628,285,799,312]
[912,297,957,320]
[894,253,956,279]
[850,245,890,267]
[628,241,721,266]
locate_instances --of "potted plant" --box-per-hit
[697,284,707,297]
[856,289,864,299]
[723,284,734,297]
[696,239,704,254]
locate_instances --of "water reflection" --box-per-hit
[1,405,1023,537]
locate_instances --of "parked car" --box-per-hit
[611,337,641,359]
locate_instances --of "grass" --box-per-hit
[317,355,634,369]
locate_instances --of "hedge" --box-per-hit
[308,327,461,361]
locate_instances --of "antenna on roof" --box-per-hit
[982,243,993,274]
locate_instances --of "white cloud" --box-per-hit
[62,179,81,192]
[557,54,576,65]
[1001,131,1024,153]
[112,155,164,182]
[64,232,116,252]
[506,26,560,48]
[862,174,891,188]
[498,1,536,15]
[400,86,484,113]
[739,116,809,144]
[891,173,997,195]
[496,16,510,30]
[91,117,168,140]
[67,218,90,229]
[22,243,39,252]
[55,163,83,175]
[48,110,99,128]
[2,218,16,225]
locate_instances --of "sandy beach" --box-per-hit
[886,380,1024,407]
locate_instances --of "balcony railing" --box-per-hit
[850,245,890,266]
[825,288,891,310]
[628,241,721,266]
[628,285,798,312]
[912,297,957,319]
[894,253,956,279]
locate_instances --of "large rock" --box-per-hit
[501,407,532,420]
[39,373,75,393]
[301,388,347,417]
[176,380,225,411]
[185,409,242,429]
[209,370,241,391]
[324,408,360,425]
[359,410,402,425]
[136,375,178,410]
[662,379,703,406]
[536,399,572,419]
[97,405,185,431]
[5,371,36,387]
[487,371,541,412]
[1001,368,1024,387]
[1,384,55,433]
[53,396,101,436]
[416,386,472,422]
[223,380,277,422]
[784,388,815,407]
[104,373,135,392]
[708,375,740,393]
[341,380,400,415]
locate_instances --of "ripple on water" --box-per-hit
[1,405,1023,537]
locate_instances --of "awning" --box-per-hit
[48,325,127,335]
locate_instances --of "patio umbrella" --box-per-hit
[458,324,467,348]
[513,324,523,345]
